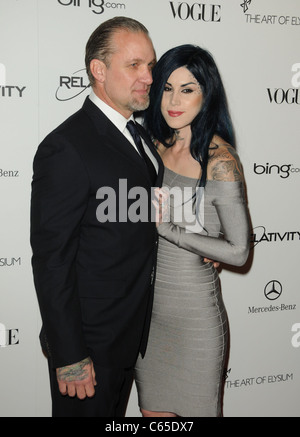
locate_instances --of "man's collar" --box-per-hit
[89,90,134,134]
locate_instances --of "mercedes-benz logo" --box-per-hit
[264,280,282,300]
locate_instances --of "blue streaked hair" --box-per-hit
[144,44,236,187]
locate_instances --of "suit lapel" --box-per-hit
[82,97,164,187]
[82,97,154,183]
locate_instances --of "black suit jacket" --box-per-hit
[30,97,164,369]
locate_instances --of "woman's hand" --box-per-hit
[152,187,170,227]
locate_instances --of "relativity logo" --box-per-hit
[250,226,300,248]
[56,68,90,101]
[0,63,26,98]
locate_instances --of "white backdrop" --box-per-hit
[0,0,299,417]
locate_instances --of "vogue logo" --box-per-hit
[169,2,221,22]
[267,88,300,104]
[57,0,126,14]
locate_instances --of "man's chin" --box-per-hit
[129,98,150,113]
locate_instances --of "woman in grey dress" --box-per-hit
[134,45,250,417]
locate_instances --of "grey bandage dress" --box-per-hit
[135,167,250,417]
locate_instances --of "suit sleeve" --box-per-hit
[30,132,89,368]
[157,181,250,267]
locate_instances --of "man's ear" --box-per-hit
[90,59,106,83]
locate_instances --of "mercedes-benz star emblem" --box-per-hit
[264,280,282,300]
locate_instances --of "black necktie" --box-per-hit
[127,120,156,184]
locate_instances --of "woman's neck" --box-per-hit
[173,126,192,151]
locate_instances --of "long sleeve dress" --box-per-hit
[135,166,250,417]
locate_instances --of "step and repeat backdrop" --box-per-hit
[0,0,299,417]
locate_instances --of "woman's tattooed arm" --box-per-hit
[209,146,244,182]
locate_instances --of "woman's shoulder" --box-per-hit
[207,136,244,182]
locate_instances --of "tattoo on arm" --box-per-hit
[57,357,91,383]
[210,148,243,182]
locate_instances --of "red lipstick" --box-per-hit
[168,111,184,117]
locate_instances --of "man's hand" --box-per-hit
[56,357,97,400]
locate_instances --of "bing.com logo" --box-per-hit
[253,162,300,179]
[57,0,126,15]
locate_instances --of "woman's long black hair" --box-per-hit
[144,44,236,187]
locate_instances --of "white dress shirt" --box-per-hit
[89,90,158,172]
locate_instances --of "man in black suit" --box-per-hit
[30,17,163,417]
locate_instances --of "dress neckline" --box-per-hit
[164,166,200,181]
[164,166,241,185]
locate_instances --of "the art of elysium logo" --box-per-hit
[57,0,126,15]
[225,368,293,389]
[240,0,300,26]
[0,323,19,348]
[240,0,251,14]
[0,257,21,267]
[56,68,90,101]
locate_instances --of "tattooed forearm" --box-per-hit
[57,357,91,383]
